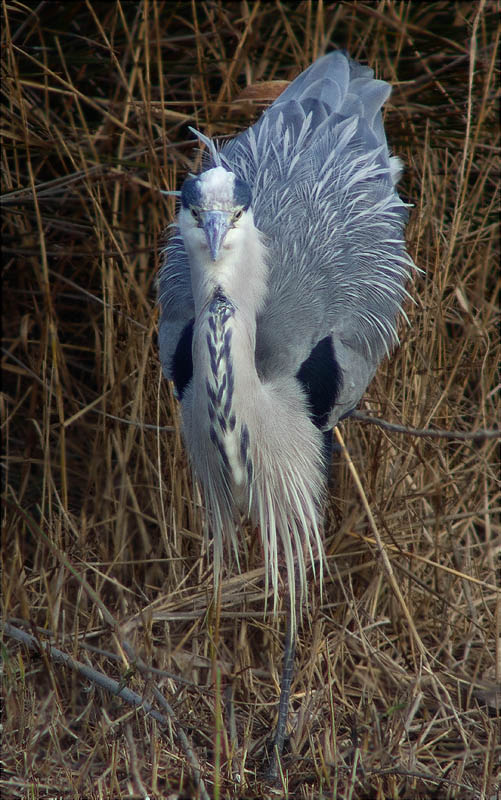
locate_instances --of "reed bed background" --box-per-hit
[2,1,500,798]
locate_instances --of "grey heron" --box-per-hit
[158,50,415,778]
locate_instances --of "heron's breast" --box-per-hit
[202,303,253,501]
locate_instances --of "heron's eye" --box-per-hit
[233,209,244,223]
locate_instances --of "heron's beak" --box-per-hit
[201,211,232,261]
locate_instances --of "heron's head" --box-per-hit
[178,167,253,263]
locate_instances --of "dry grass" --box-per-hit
[2,1,500,798]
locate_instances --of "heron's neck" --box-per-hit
[194,284,260,401]
[190,223,268,322]
[191,281,262,495]
[191,234,269,478]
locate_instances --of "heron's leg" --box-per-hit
[267,604,296,778]
[266,598,296,782]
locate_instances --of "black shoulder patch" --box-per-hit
[171,319,194,399]
[296,336,343,429]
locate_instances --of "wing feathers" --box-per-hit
[158,51,415,427]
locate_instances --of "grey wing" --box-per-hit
[221,51,414,427]
[157,229,194,397]
[158,51,415,423]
